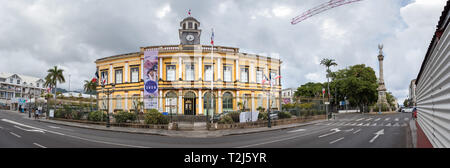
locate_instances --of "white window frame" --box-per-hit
[185,64,195,81]
[115,69,123,84]
[223,66,232,82]
[166,65,176,81]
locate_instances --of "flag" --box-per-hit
[188,9,191,16]
[91,78,97,83]
[211,28,214,45]
[95,71,99,79]
[262,74,269,85]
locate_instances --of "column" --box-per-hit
[251,91,255,112]
[159,90,163,112]
[218,58,221,80]
[235,60,239,81]
[198,89,202,115]
[236,91,240,110]
[178,90,183,115]
[218,90,222,114]
[109,64,113,84]
[123,62,130,83]
[159,57,163,80]
[141,59,144,81]
[109,94,113,113]
[178,57,182,80]
[124,92,128,111]
[250,62,255,83]
[198,57,202,80]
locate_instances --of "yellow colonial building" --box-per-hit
[95,16,282,116]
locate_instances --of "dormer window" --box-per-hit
[188,22,193,29]
[17,80,21,84]
[10,78,13,83]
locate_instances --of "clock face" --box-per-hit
[186,34,195,41]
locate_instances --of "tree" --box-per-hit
[331,64,378,112]
[385,92,396,109]
[294,82,324,98]
[320,58,338,100]
[403,99,409,107]
[44,66,65,115]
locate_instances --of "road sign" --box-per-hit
[325,102,330,105]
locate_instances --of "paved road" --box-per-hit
[0,110,412,148]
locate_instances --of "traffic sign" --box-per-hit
[325,102,330,105]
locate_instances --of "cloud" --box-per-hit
[0,0,447,102]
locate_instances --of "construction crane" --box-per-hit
[291,0,363,25]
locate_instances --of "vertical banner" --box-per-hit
[144,50,159,110]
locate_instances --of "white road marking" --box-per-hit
[363,123,370,127]
[404,118,409,121]
[0,126,3,129]
[329,137,345,144]
[375,118,381,121]
[287,129,306,133]
[393,123,400,127]
[343,128,354,132]
[385,117,390,121]
[10,132,21,138]
[371,123,377,126]
[345,123,352,126]
[353,129,361,134]
[47,125,74,131]
[385,123,392,127]
[365,118,373,121]
[48,126,60,129]
[357,123,364,126]
[356,118,364,121]
[33,143,46,148]
[402,123,408,127]
[2,119,147,148]
[14,125,45,133]
[369,129,384,143]
[318,128,341,138]
[351,123,357,126]
[395,118,399,121]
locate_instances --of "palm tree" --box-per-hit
[84,79,98,112]
[44,66,65,114]
[320,58,337,116]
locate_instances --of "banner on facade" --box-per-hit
[239,111,259,123]
[144,50,159,110]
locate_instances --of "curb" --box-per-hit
[35,117,328,138]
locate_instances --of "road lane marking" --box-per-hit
[369,129,384,143]
[404,118,409,121]
[395,118,399,121]
[287,129,306,133]
[402,123,408,127]
[393,123,400,127]
[385,117,390,121]
[375,118,381,121]
[329,137,345,144]
[363,123,370,127]
[318,128,341,138]
[371,123,377,126]
[14,125,45,133]
[33,143,46,148]
[356,118,364,121]
[353,129,361,134]
[10,132,21,138]
[385,123,392,127]
[357,123,363,126]
[2,118,147,148]
[365,118,372,121]
[47,125,74,131]
[343,128,354,132]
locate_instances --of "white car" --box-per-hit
[402,108,413,113]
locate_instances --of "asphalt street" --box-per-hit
[0,110,412,148]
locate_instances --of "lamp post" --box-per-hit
[102,83,115,128]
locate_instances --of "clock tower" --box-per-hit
[179,16,201,45]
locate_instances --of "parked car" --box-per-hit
[269,110,280,120]
[402,107,413,113]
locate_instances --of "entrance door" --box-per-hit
[184,98,196,115]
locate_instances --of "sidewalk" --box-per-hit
[26,114,326,138]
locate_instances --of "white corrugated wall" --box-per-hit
[416,22,450,148]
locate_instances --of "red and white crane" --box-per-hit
[291,0,364,25]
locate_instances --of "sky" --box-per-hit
[0,0,447,104]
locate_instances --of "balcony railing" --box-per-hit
[143,45,239,54]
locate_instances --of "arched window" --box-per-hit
[115,95,122,110]
[203,92,216,115]
[165,92,177,114]
[223,92,233,112]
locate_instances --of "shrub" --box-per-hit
[114,111,136,123]
[144,109,169,125]
[71,111,83,120]
[54,109,67,118]
[218,115,234,124]
[258,112,268,120]
[278,111,292,119]
[227,111,241,123]
[88,111,107,122]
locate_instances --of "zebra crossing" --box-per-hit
[315,116,410,127]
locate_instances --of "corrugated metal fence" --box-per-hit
[416,22,450,148]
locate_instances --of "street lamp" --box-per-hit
[102,83,115,128]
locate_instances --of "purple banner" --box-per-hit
[144,50,158,110]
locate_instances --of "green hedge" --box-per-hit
[227,112,241,123]
[88,111,107,122]
[114,111,137,123]
[258,112,268,120]
[218,115,234,124]
[278,112,292,119]
[144,109,169,125]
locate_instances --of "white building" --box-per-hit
[409,79,416,107]
[281,88,295,104]
[0,72,46,110]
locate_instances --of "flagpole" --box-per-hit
[210,28,214,123]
